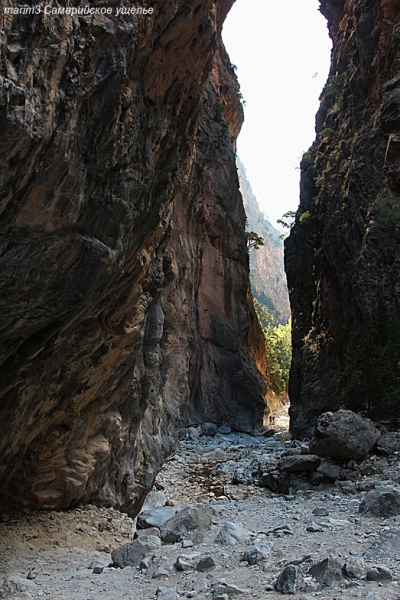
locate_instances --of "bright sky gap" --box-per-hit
[222,0,332,228]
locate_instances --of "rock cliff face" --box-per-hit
[0,0,267,514]
[237,157,290,325]
[286,0,400,437]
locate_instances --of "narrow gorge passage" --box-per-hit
[2,1,400,599]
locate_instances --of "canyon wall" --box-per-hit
[0,0,267,515]
[286,0,400,437]
[237,157,290,325]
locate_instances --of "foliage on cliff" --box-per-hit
[254,300,291,396]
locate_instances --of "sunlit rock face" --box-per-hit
[237,157,290,326]
[0,0,267,515]
[286,0,400,438]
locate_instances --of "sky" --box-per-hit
[222,0,332,229]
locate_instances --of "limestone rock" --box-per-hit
[275,564,301,594]
[201,423,218,437]
[111,535,161,568]
[312,507,329,517]
[218,425,232,435]
[376,432,400,456]
[212,581,247,597]
[359,486,400,517]
[137,506,181,530]
[142,491,168,512]
[366,565,392,581]
[317,458,341,481]
[343,557,367,579]
[160,504,212,543]
[277,454,321,473]
[310,411,381,460]
[363,529,400,559]
[242,545,269,565]
[196,556,216,572]
[308,557,344,587]
[214,522,251,545]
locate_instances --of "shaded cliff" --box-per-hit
[237,157,290,325]
[0,0,267,515]
[286,0,400,437]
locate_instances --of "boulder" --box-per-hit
[201,423,218,436]
[214,522,250,545]
[212,581,247,597]
[317,458,341,480]
[310,410,381,460]
[363,529,400,559]
[242,545,270,565]
[366,565,392,581]
[308,557,344,587]
[141,490,167,511]
[275,564,301,594]
[196,556,216,572]
[160,504,212,543]
[343,557,367,579]
[111,535,161,568]
[376,432,400,456]
[137,505,181,529]
[359,486,400,517]
[218,425,232,434]
[277,454,320,473]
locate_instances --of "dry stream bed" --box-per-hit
[2,412,400,600]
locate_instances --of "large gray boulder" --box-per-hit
[376,432,400,456]
[277,454,321,473]
[309,410,381,460]
[160,504,213,543]
[308,558,344,588]
[214,522,250,545]
[111,535,161,568]
[363,530,400,559]
[359,486,400,518]
[137,505,181,530]
[275,564,300,594]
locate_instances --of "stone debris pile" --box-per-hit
[2,409,400,599]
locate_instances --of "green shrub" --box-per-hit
[161,303,177,343]
[372,192,400,220]
[320,127,335,139]
[329,73,347,108]
[329,73,347,94]
[301,151,313,170]
[254,299,291,395]
[299,210,311,223]
[393,90,400,106]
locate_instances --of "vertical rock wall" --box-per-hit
[0,0,267,515]
[286,0,400,437]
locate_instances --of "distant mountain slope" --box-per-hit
[237,158,290,324]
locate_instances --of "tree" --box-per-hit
[277,211,296,239]
[246,231,264,251]
[253,299,291,395]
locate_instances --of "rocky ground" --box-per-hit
[2,409,400,600]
